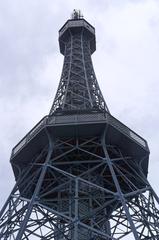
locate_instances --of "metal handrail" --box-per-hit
[11,112,148,159]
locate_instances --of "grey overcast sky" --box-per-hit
[0,0,159,228]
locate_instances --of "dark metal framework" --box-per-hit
[0,12,159,240]
[49,18,109,114]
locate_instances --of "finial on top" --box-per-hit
[71,9,83,19]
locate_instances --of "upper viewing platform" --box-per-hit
[59,10,96,55]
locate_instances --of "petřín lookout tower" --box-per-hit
[0,10,159,240]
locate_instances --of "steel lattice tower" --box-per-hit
[0,10,159,240]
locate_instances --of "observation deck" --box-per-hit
[59,18,96,55]
[11,111,149,181]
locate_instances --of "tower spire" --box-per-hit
[49,13,109,115]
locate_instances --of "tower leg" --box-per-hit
[102,129,139,240]
[100,127,159,239]
[15,131,53,240]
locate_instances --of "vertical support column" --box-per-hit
[101,127,140,240]
[61,29,73,110]
[0,161,42,239]
[81,30,93,108]
[74,178,79,240]
[138,160,159,205]
[0,184,18,239]
[0,161,36,221]
[15,128,53,240]
[0,182,18,220]
[88,166,93,239]
[69,178,73,239]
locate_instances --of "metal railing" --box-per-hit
[11,112,148,158]
[107,115,147,148]
[59,19,95,38]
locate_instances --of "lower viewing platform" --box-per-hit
[11,111,149,159]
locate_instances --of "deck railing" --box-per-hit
[11,112,148,158]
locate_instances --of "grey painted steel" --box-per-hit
[1,135,159,239]
[0,15,159,240]
[11,112,148,159]
[50,17,109,114]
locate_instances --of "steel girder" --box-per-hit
[0,128,159,240]
[49,30,109,114]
